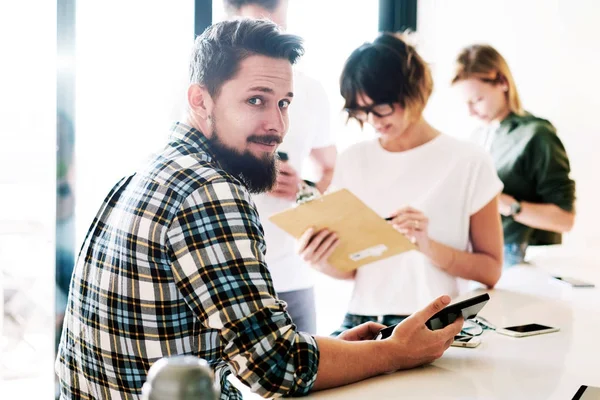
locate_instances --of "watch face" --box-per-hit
[511,201,522,215]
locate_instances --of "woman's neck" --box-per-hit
[379,118,439,152]
[490,107,511,125]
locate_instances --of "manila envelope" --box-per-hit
[268,189,416,272]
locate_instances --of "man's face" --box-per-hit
[208,54,293,193]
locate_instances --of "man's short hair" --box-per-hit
[224,0,281,13]
[189,18,303,97]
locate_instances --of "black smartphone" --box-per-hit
[276,151,289,162]
[451,334,481,348]
[552,276,595,288]
[572,385,600,400]
[496,323,559,337]
[374,293,490,340]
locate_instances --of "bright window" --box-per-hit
[75,0,194,244]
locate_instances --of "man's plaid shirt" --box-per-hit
[56,123,319,399]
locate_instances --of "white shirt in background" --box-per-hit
[253,71,334,293]
[332,134,503,315]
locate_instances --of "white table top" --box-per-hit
[302,248,600,399]
[231,247,600,399]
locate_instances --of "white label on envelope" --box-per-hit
[349,244,388,262]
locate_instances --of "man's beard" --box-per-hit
[208,127,279,194]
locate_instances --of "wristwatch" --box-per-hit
[509,200,522,217]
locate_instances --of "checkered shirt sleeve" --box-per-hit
[55,123,319,399]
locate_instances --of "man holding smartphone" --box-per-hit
[224,0,337,334]
[55,18,462,399]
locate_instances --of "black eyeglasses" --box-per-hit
[345,103,395,122]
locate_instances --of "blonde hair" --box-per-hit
[452,44,524,116]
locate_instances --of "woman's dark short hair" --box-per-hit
[340,32,433,124]
[189,18,303,97]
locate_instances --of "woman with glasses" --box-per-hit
[451,45,576,267]
[297,33,504,334]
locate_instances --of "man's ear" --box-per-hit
[188,84,214,120]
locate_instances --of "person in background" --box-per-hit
[223,0,336,334]
[452,44,576,267]
[55,19,462,399]
[297,33,503,335]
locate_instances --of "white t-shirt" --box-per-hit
[332,134,502,315]
[253,71,334,293]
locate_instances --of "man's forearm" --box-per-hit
[315,167,334,194]
[312,337,393,391]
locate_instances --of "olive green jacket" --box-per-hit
[476,112,576,245]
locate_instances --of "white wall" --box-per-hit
[418,0,600,252]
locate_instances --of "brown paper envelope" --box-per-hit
[268,189,416,272]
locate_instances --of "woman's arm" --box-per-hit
[499,193,575,232]
[391,198,503,288]
[511,126,576,232]
[514,202,575,232]
[441,196,503,287]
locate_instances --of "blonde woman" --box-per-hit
[297,34,503,334]
[452,45,576,266]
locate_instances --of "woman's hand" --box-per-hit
[296,228,354,280]
[388,206,431,251]
[297,227,339,266]
[498,193,516,216]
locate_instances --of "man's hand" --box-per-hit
[311,296,463,391]
[498,193,516,216]
[270,161,301,201]
[337,322,386,341]
[383,295,463,371]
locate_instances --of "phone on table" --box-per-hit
[451,334,481,348]
[496,323,559,338]
[552,276,595,288]
[374,293,490,340]
[571,385,600,400]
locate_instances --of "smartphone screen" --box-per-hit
[451,335,480,347]
[503,323,553,333]
[276,151,289,161]
[453,335,473,342]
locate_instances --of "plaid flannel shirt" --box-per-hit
[55,123,319,399]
